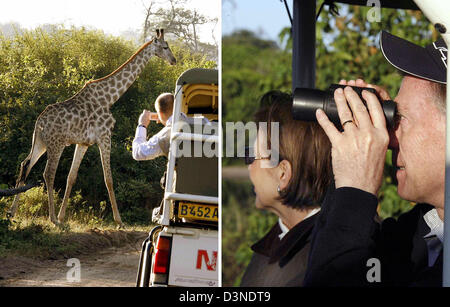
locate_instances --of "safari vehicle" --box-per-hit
[136,68,219,287]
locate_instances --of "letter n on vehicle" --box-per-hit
[196,250,217,271]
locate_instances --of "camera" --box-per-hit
[292,84,397,129]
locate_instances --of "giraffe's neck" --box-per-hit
[87,41,155,107]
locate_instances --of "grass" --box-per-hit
[0,217,78,258]
[0,216,150,259]
[0,185,153,259]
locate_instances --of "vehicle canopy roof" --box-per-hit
[176,68,218,86]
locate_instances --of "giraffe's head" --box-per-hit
[152,29,177,65]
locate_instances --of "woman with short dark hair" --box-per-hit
[240,90,332,287]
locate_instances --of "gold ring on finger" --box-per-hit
[342,120,354,128]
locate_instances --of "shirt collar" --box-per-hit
[278,218,290,240]
[423,208,444,242]
[166,112,190,127]
[165,114,174,126]
[278,208,321,240]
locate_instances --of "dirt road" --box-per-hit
[0,230,148,287]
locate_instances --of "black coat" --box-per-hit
[303,187,442,287]
[240,213,317,287]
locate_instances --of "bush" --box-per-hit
[14,185,60,218]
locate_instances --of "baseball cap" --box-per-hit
[380,30,447,84]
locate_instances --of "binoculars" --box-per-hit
[292,84,397,129]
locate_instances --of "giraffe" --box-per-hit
[8,29,176,226]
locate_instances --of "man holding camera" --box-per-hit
[304,31,447,286]
[132,93,175,160]
[132,92,211,160]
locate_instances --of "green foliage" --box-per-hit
[222,30,292,165]
[13,185,60,218]
[0,218,12,241]
[0,185,101,227]
[0,25,215,227]
[222,5,436,286]
[312,6,436,95]
[222,179,278,286]
[222,30,291,125]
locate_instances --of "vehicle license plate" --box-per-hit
[178,202,218,222]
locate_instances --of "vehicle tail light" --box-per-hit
[153,236,171,274]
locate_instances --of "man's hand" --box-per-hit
[316,84,389,196]
[138,110,151,128]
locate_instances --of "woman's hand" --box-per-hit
[316,84,389,196]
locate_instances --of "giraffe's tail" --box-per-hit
[16,128,47,186]
[17,157,30,184]
[9,129,47,217]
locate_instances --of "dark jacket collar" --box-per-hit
[251,213,318,267]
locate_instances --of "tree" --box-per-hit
[141,0,218,60]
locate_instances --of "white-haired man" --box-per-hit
[304,31,447,287]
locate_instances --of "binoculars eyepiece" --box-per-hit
[292,84,397,129]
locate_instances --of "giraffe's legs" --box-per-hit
[57,144,89,224]
[8,131,47,218]
[43,146,65,225]
[98,139,123,226]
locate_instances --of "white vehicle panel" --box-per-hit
[168,230,218,287]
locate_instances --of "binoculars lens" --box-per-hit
[292,84,397,129]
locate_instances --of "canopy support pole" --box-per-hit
[292,0,316,91]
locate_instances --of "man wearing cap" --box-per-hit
[304,31,447,286]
